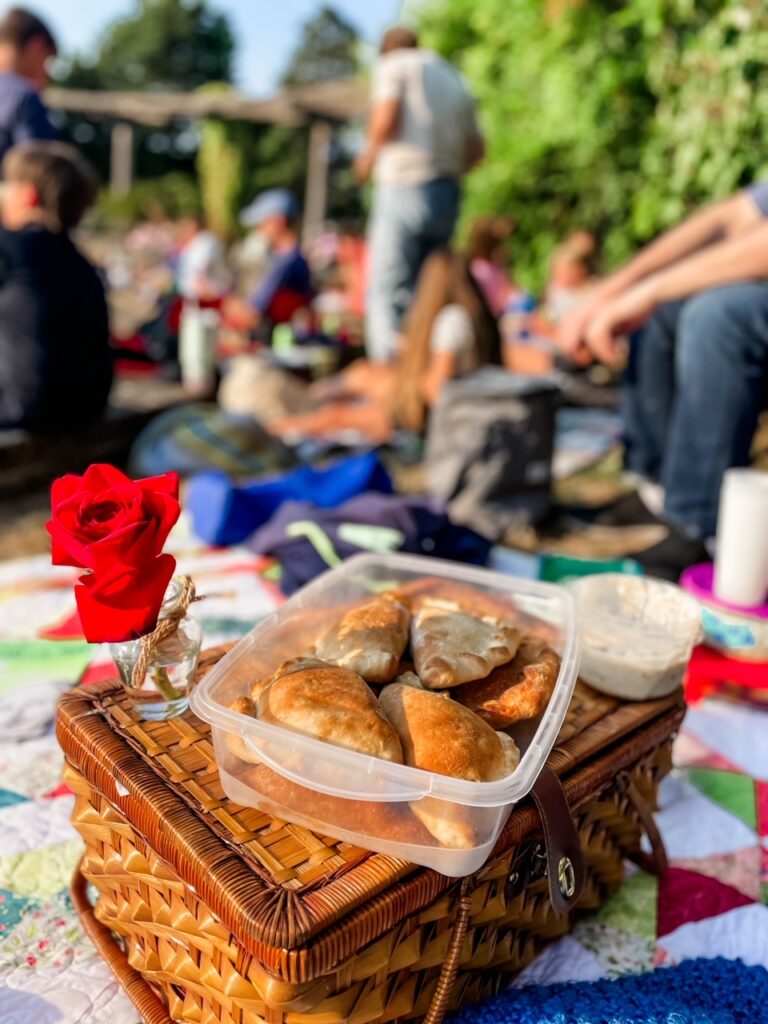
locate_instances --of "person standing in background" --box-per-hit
[175,212,231,395]
[356,25,485,364]
[0,8,57,164]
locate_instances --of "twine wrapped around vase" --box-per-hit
[130,576,199,690]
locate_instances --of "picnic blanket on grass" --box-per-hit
[1,543,767,1022]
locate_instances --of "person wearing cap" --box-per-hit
[229,188,313,338]
[356,25,484,364]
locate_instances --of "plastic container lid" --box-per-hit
[191,553,579,873]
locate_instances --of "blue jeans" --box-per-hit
[623,283,768,537]
[366,179,460,362]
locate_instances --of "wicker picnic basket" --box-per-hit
[57,646,684,1024]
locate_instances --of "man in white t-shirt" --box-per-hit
[356,26,484,363]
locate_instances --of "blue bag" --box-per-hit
[186,450,392,546]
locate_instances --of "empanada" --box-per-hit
[314,594,410,682]
[453,640,561,727]
[394,578,518,622]
[378,682,519,848]
[257,663,404,762]
[411,599,521,689]
[250,657,329,702]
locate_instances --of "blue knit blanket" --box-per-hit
[449,958,768,1024]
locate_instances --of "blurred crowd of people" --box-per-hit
[0,7,766,545]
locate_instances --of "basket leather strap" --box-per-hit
[625,777,669,875]
[529,765,586,916]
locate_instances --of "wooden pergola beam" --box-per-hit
[45,77,369,128]
[45,77,370,230]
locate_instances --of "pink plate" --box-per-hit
[680,563,768,620]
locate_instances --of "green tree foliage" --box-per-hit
[247,5,364,226]
[65,0,234,90]
[196,86,249,239]
[280,5,361,87]
[54,0,235,184]
[418,0,768,289]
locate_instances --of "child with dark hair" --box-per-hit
[0,141,112,430]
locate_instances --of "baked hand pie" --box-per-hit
[257,662,404,763]
[378,682,519,848]
[410,598,522,689]
[394,578,519,622]
[250,657,329,702]
[453,639,561,727]
[314,594,410,683]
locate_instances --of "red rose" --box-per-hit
[46,464,181,642]
[47,464,179,571]
[74,555,177,643]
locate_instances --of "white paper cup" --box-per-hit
[714,469,768,607]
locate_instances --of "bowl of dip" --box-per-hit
[570,574,702,700]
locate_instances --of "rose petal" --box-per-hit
[46,517,95,569]
[50,474,84,506]
[138,490,181,549]
[89,521,165,573]
[80,464,133,491]
[138,472,180,500]
[75,554,177,643]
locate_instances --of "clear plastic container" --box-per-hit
[191,553,579,875]
[570,574,702,700]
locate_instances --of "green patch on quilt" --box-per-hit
[0,887,35,933]
[0,840,83,900]
[0,640,92,695]
[587,870,658,941]
[687,768,757,831]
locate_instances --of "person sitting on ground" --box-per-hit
[224,189,313,342]
[501,229,600,376]
[0,7,57,165]
[467,214,520,317]
[267,248,503,442]
[558,184,768,539]
[545,229,599,324]
[0,141,112,430]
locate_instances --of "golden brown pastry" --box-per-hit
[227,757,437,847]
[410,599,522,689]
[453,640,561,727]
[226,695,261,763]
[394,578,518,622]
[250,657,329,702]
[378,683,519,848]
[313,593,410,682]
[257,663,404,763]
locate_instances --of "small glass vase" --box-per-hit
[110,577,202,721]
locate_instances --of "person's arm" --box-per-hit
[585,219,768,363]
[559,190,762,356]
[355,57,402,183]
[355,98,400,183]
[463,92,485,171]
[422,350,458,407]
